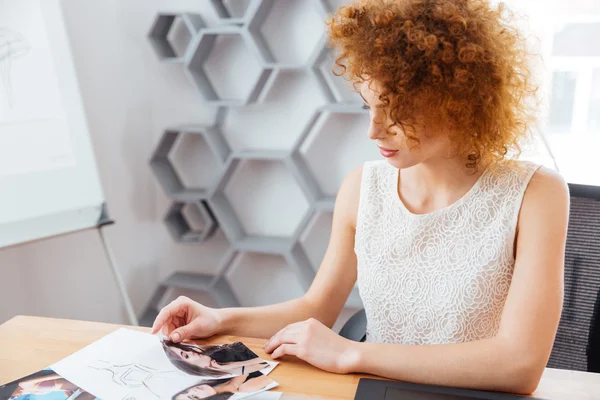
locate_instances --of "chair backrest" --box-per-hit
[340,183,600,373]
[338,308,367,343]
[547,183,600,372]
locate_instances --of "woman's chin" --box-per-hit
[384,156,418,170]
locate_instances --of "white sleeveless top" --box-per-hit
[354,159,540,345]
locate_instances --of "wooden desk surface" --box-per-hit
[1,316,600,399]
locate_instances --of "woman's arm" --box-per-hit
[265,167,569,395]
[217,167,363,338]
[347,168,569,394]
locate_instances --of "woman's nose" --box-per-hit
[367,119,386,140]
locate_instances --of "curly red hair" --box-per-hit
[327,0,538,169]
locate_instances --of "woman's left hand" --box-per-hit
[263,318,360,374]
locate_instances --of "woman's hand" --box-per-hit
[263,318,361,374]
[151,296,222,342]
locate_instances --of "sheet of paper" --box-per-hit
[247,392,282,400]
[52,328,279,400]
[0,118,75,177]
[52,328,205,400]
[0,0,75,177]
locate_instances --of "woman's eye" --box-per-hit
[362,104,370,110]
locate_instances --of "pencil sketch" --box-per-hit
[89,360,179,399]
[0,27,30,107]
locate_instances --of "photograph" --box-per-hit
[171,371,278,400]
[161,339,276,378]
[0,367,98,400]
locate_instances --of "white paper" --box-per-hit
[0,0,75,176]
[52,328,279,400]
[247,393,282,400]
[0,118,75,176]
[52,329,200,400]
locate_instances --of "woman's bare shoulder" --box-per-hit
[335,165,365,229]
[519,165,569,231]
[524,166,569,208]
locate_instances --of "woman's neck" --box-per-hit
[398,156,485,214]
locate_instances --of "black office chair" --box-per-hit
[339,183,600,373]
[548,183,600,372]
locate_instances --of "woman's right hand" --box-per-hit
[151,296,222,343]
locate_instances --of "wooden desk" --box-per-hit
[1,316,599,399]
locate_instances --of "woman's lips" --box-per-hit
[378,146,398,158]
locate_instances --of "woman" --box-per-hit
[161,341,269,377]
[152,0,568,394]
[171,372,274,400]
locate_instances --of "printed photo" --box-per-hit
[171,371,278,400]
[0,367,99,400]
[160,339,277,378]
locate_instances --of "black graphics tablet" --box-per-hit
[354,378,548,400]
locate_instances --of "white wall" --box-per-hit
[0,0,366,329]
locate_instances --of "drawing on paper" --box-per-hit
[89,360,180,399]
[0,27,30,108]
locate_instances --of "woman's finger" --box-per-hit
[151,299,185,334]
[264,326,300,354]
[270,343,300,360]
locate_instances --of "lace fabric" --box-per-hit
[354,160,540,345]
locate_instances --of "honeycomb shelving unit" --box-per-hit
[150,124,230,202]
[209,0,263,26]
[184,26,276,106]
[142,0,366,326]
[148,12,205,62]
[139,249,240,327]
[289,104,369,211]
[164,200,218,243]
[245,0,330,69]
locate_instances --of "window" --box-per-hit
[503,1,600,185]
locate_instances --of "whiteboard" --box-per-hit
[0,0,105,248]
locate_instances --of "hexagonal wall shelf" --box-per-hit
[150,125,231,201]
[148,12,205,62]
[246,0,329,68]
[208,150,316,254]
[308,37,363,105]
[225,248,314,305]
[184,27,275,106]
[139,249,240,327]
[164,200,218,242]
[289,104,377,211]
[210,0,263,25]
[145,2,371,314]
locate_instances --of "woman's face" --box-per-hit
[175,384,216,400]
[175,348,212,367]
[360,80,451,170]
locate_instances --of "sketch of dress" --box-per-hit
[89,360,179,399]
[0,28,30,107]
